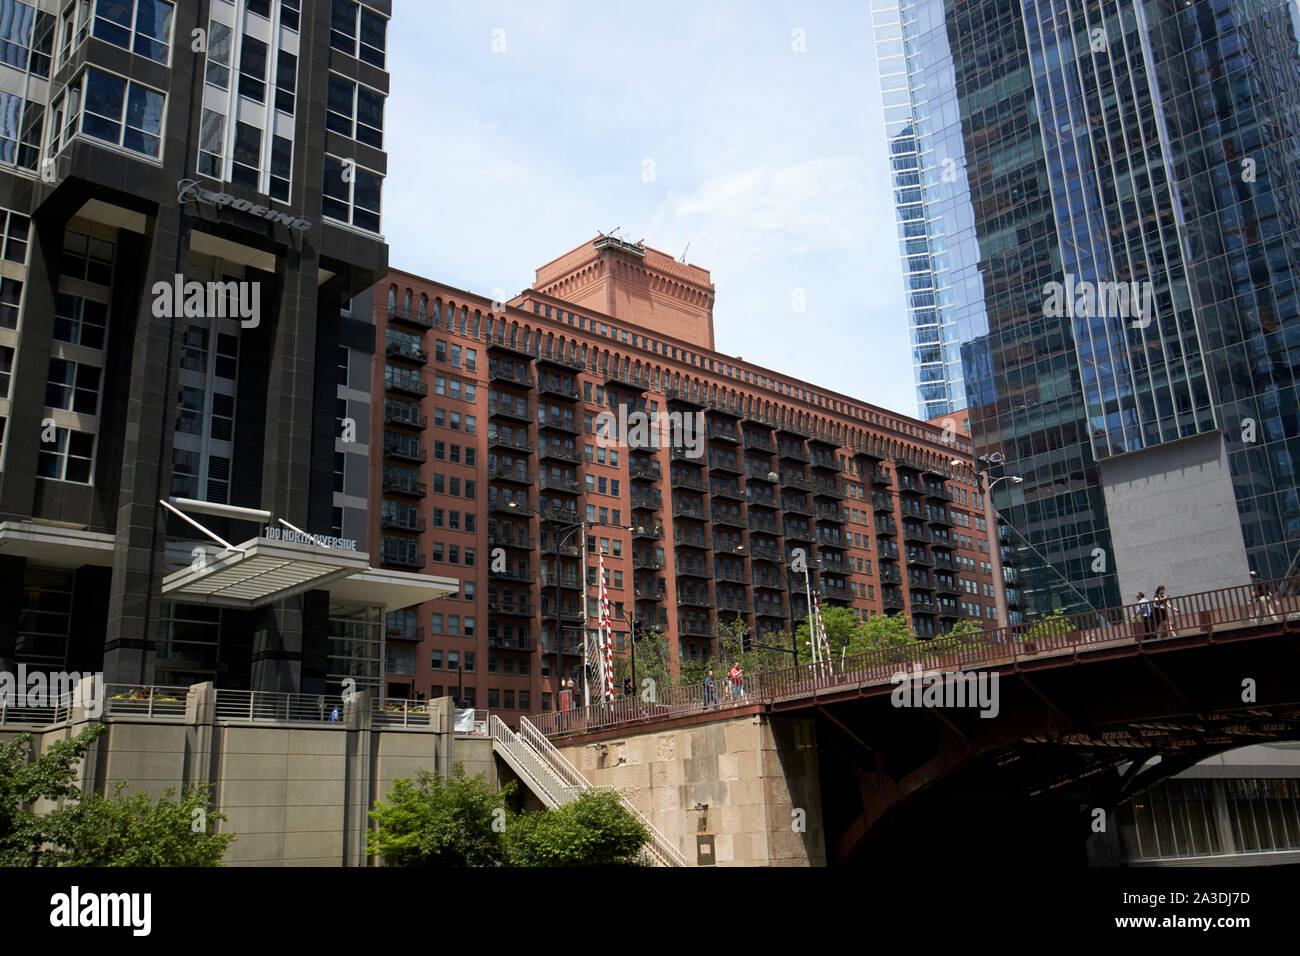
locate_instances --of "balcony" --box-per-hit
[779,473,814,492]
[675,559,713,579]
[537,415,580,435]
[632,552,665,570]
[380,513,425,533]
[707,425,740,444]
[536,350,586,372]
[813,479,844,499]
[383,441,427,465]
[490,499,535,518]
[754,605,787,620]
[496,566,536,584]
[629,463,661,482]
[538,603,582,622]
[882,593,905,612]
[707,455,741,474]
[778,443,810,463]
[783,524,814,542]
[665,387,706,409]
[540,637,585,657]
[896,476,924,496]
[903,526,928,545]
[709,483,744,502]
[632,525,663,541]
[387,307,432,331]
[926,483,953,501]
[382,475,427,497]
[381,549,425,570]
[487,336,535,359]
[539,475,581,495]
[489,634,536,653]
[782,499,812,517]
[878,565,902,585]
[873,494,894,513]
[536,504,579,524]
[810,451,839,471]
[630,492,662,511]
[717,595,750,613]
[711,510,745,528]
[670,446,707,465]
[747,494,779,510]
[748,516,780,535]
[935,579,960,596]
[538,443,580,463]
[815,506,846,523]
[489,365,535,388]
[752,574,784,590]
[537,379,580,401]
[384,402,427,429]
[488,400,531,424]
[744,433,777,453]
[538,571,581,590]
[821,585,851,602]
[748,544,782,563]
[672,500,706,520]
[386,625,425,643]
[670,471,705,492]
[634,584,667,602]
[384,377,427,399]
[816,535,846,550]
[677,589,712,608]
[489,433,534,454]
[906,550,933,568]
[673,531,709,549]
[871,467,892,487]
[488,531,535,550]
[1004,566,1019,586]
[930,533,956,551]
[745,464,778,484]
[1006,588,1023,606]
[386,341,428,365]
[928,509,954,527]
[677,618,712,638]
[911,600,939,616]
[715,564,747,585]
[489,465,533,486]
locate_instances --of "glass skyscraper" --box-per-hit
[873,0,1300,615]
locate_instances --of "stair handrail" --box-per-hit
[518,717,686,867]
[490,715,573,807]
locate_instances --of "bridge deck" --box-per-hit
[531,576,1300,739]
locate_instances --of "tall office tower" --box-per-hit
[872,0,1300,614]
[370,237,1010,721]
[0,0,444,696]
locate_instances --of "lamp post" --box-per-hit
[953,456,1021,627]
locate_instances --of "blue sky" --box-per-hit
[383,0,917,417]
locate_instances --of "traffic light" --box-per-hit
[631,620,642,643]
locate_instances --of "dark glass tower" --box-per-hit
[874,0,1300,614]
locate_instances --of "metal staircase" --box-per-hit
[489,715,686,866]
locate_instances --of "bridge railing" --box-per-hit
[527,575,1300,738]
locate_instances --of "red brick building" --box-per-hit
[369,236,1006,719]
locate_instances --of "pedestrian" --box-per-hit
[1251,571,1278,624]
[623,676,634,697]
[1152,585,1169,636]
[330,705,340,722]
[729,663,743,698]
[1135,591,1152,636]
[703,669,718,710]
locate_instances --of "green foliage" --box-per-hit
[46,781,233,867]
[0,725,105,866]
[794,608,916,665]
[613,627,672,698]
[368,763,516,866]
[506,789,649,867]
[0,725,231,866]
[1020,609,1072,643]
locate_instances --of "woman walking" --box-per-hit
[1153,585,1170,637]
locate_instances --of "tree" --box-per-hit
[1020,609,1072,644]
[368,763,516,866]
[940,618,986,647]
[507,789,649,866]
[46,781,233,866]
[0,725,105,866]
[1,725,233,866]
[613,626,672,699]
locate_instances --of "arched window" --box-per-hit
[387,286,396,312]
[418,296,427,322]
[459,307,468,335]
[432,299,442,326]
[403,290,412,316]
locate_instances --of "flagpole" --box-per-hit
[580,523,590,708]
[803,565,817,667]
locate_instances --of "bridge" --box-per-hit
[525,576,1300,865]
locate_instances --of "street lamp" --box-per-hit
[952,458,1020,626]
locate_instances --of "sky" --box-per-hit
[383,0,918,417]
